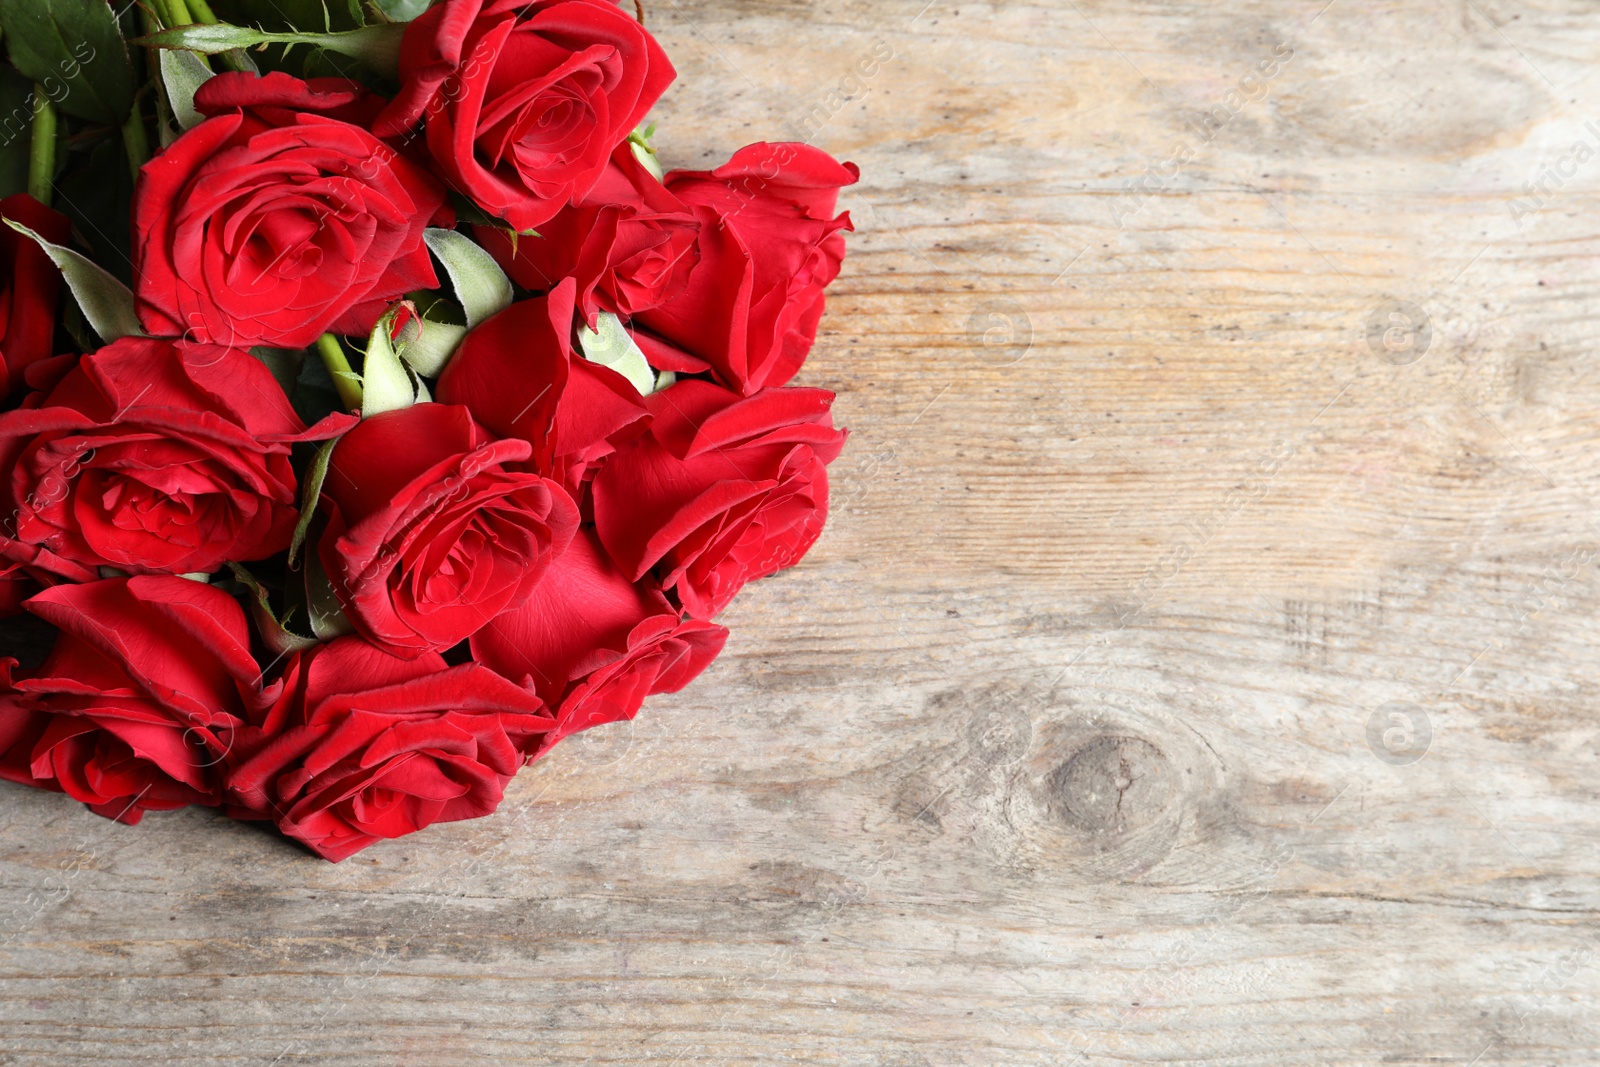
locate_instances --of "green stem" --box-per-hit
[135,23,406,77]
[316,334,364,412]
[27,86,55,207]
[139,7,178,142]
[120,102,150,183]
[160,0,218,75]
[173,0,245,73]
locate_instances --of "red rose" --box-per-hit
[593,380,845,618]
[133,71,445,349]
[0,193,71,400]
[0,577,266,823]
[227,637,554,861]
[317,403,579,657]
[473,529,726,755]
[475,143,699,326]
[373,0,675,232]
[435,281,650,493]
[634,143,858,394]
[0,337,352,582]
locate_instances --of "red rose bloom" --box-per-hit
[133,71,445,349]
[635,143,857,394]
[0,337,352,583]
[0,577,266,824]
[373,0,675,232]
[475,143,699,326]
[0,193,71,400]
[227,637,555,861]
[317,403,579,658]
[593,380,846,618]
[473,529,726,756]
[435,281,650,493]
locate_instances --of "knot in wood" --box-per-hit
[1049,735,1173,836]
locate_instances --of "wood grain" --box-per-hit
[5,0,1600,1063]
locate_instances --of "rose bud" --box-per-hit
[0,193,72,401]
[593,380,846,618]
[226,636,555,861]
[133,71,446,349]
[0,577,269,824]
[316,402,580,658]
[475,143,700,326]
[473,529,726,757]
[0,336,353,583]
[634,142,858,394]
[372,0,675,232]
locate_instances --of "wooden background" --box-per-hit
[4,0,1600,1062]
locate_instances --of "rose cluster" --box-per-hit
[0,0,851,859]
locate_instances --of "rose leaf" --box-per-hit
[360,307,423,417]
[422,227,513,329]
[577,312,656,396]
[2,216,141,342]
[159,48,213,131]
[0,0,136,124]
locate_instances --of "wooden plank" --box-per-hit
[4,0,1600,1063]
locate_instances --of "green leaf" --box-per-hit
[370,0,431,22]
[291,345,343,428]
[287,436,337,565]
[577,312,655,395]
[628,124,664,181]
[360,306,423,416]
[0,0,136,124]
[303,545,352,640]
[60,286,97,352]
[422,228,512,329]
[0,67,32,197]
[250,345,304,395]
[229,563,320,656]
[389,290,467,376]
[3,216,141,342]
[396,319,466,377]
[159,47,213,130]
[134,21,404,76]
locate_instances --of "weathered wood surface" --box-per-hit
[5,0,1600,1063]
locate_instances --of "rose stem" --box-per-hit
[138,7,178,143]
[159,0,220,75]
[181,0,252,74]
[316,333,365,412]
[27,86,55,207]
[160,0,191,32]
[120,99,150,182]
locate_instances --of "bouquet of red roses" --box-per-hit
[0,0,852,860]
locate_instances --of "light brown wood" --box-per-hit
[5,0,1600,1063]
